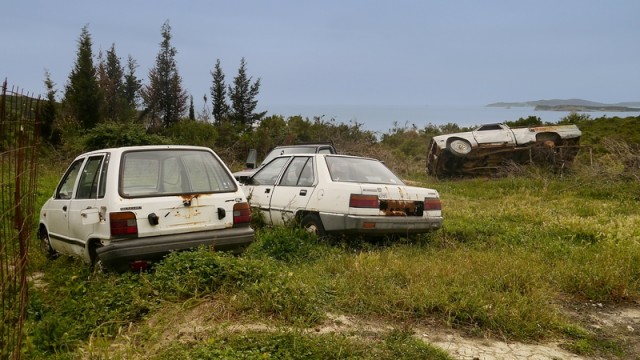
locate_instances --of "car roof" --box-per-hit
[76,145,213,157]
[271,153,377,162]
[273,144,334,149]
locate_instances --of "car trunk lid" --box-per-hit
[118,192,239,238]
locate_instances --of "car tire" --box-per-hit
[89,241,106,273]
[448,139,472,157]
[301,213,327,237]
[39,228,58,259]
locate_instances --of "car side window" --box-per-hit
[477,124,502,131]
[97,154,109,198]
[55,159,84,199]
[250,157,290,185]
[75,156,105,199]
[297,158,314,186]
[279,157,313,186]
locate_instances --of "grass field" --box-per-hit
[22,158,640,359]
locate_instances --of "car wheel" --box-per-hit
[92,258,106,274]
[39,228,58,259]
[301,213,327,237]
[89,242,105,273]
[448,139,472,157]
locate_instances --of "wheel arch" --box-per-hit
[295,209,317,222]
[38,223,48,238]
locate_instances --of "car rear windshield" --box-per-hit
[120,149,237,197]
[325,156,405,185]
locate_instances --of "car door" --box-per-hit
[244,156,291,224]
[472,124,515,146]
[46,157,84,255]
[268,156,315,225]
[66,154,107,257]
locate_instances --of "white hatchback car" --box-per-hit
[241,154,442,236]
[39,145,254,272]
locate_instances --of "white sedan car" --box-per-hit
[241,154,442,236]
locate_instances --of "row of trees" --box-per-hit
[42,21,264,145]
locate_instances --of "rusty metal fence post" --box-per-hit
[0,79,40,360]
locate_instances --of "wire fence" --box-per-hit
[0,79,41,360]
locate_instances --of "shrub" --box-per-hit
[151,249,270,299]
[80,122,169,151]
[246,227,329,264]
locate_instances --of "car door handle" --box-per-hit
[265,188,271,194]
[62,205,67,211]
[299,189,307,196]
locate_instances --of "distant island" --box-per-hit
[487,99,640,112]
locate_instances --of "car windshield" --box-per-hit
[325,156,404,185]
[120,149,236,197]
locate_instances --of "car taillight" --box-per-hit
[349,194,379,208]
[424,198,442,211]
[110,212,138,236]
[233,202,251,225]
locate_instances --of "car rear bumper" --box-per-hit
[96,226,254,272]
[320,213,442,235]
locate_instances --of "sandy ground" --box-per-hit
[105,300,638,360]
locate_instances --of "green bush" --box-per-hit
[246,226,329,263]
[151,248,271,299]
[80,121,169,151]
[161,120,218,148]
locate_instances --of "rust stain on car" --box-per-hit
[380,200,422,216]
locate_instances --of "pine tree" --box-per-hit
[199,94,211,122]
[123,55,142,110]
[228,57,266,130]
[97,44,128,122]
[40,70,58,143]
[188,95,195,120]
[210,59,229,124]
[64,25,103,130]
[141,20,188,131]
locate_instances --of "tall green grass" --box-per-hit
[25,163,640,358]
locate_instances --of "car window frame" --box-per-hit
[75,155,106,199]
[249,156,291,186]
[55,158,84,200]
[278,156,314,187]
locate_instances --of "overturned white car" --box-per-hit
[426,123,582,177]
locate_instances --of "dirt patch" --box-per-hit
[564,301,640,358]
[319,313,586,360]
[93,300,640,359]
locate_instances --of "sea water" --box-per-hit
[264,104,640,134]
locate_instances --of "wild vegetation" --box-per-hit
[4,20,639,359]
[19,113,640,359]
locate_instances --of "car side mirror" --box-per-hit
[245,149,257,169]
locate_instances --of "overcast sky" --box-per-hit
[3,0,639,109]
